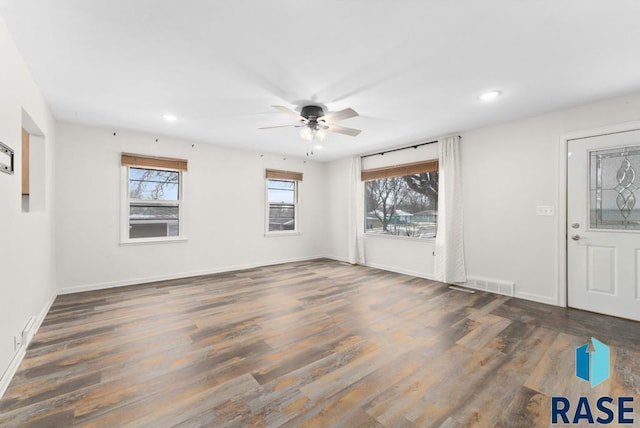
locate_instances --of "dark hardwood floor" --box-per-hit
[1,259,639,427]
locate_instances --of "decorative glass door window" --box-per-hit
[590,145,640,230]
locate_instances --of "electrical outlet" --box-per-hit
[14,335,22,351]
[22,316,35,347]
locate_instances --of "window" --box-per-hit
[362,160,438,239]
[267,179,296,231]
[265,169,302,234]
[121,153,187,242]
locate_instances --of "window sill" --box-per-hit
[120,237,188,246]
[364,233,435,243]
[265,231,301,238]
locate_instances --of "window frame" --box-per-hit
[265,177,300,236]
[120,164,186,244]
[362,159,438,241]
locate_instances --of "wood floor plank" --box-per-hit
[1,259,640,427]
[437,326,557,427]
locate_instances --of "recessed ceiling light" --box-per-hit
[479,90,502,101]
[162,114,178,122]
[314,145,323,150]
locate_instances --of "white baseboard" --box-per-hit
[0,293,56,400]
[58,255,326,295]
[321,254,351,264]
[361,261,435,281]
[514,290,558,306]
[0,348,25,402]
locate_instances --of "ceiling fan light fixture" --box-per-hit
[264,104,361,147]
[299,127,313,141]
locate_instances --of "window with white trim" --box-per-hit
[266,169,302,234]
[121,153,187,242]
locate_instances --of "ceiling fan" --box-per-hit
[259,105,362,141]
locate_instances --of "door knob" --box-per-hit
[571,234,582,241]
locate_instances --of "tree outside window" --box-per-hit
[364,171,438,238]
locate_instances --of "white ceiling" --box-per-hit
[1,1,640,161]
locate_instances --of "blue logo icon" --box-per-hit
[576,337,610,387]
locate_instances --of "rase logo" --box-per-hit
[551,337,635,425]
[575,337,609,387]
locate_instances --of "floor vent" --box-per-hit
[465,276,515,297]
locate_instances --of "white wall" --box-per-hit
[323,157,351,261]
[463,93,640,304]
[55,123,327,292]
[325,92,640,305]
[0,17,57,391]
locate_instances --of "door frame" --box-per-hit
[558,119,640,308]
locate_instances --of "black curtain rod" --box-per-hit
[361,139,438,159]
[360,135,461,159]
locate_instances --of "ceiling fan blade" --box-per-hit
[259,124,297,130]
[326,124,362,137]
[272,105,306,121]
[320,107,359,123]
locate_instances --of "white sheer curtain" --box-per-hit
[434,136,467,283]
[348,156,366,264]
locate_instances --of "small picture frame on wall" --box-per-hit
[0,140,15,175]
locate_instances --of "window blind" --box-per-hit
[121,153,188,171]
[265,169,303,181]
[361,159,438,181]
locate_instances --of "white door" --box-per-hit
[567,129,640,321]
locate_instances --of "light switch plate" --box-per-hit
[536,205,555,216]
